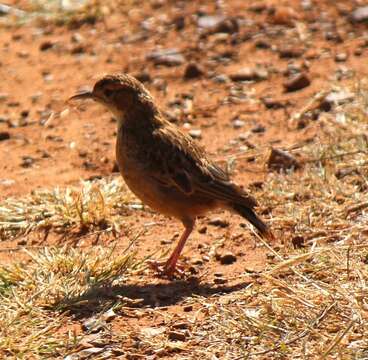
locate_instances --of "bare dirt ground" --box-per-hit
[1,0,368,359]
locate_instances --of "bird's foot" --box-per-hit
[146,259,186,278]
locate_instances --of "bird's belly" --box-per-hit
[119,162,217,220]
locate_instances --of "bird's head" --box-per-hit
[69,74,156,122]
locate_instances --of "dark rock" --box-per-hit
[133,71,151,83]
[267,148,301,172]
[0,131,10,141]
[173,15,185,31]
[284,73,311,92]
[251,124,266,133]
[319,90,354,111]
[254,38,271,49]
[349,6,368,23]
[168,331,186,341]
[184,63,203,79]
[198,226,207,234]
[183,305,193,312]
[20,156,35,168]
[219,252,237,265]
[278,46,304,59]
[208,217,229,228]
[39,41,54,51]
[292,236,305,249]
[214,277,227,284]
[146,48,185,67]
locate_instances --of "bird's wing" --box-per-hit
[149,124,258,209]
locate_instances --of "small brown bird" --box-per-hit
[69,74,273,276]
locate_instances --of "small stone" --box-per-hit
[212,74,230,83]
[254,38,271,49]
[82,317,106,333]
[251,124,266,133]
[208,217,229,228]
[335,53,348,62]
[183,63,203,79]
[232,119,245,129]
[198,226,207,234]
[267,148,300,172]
[349,6,368,23]
[20,156,35,168]
[168,331,186,341]
[183,305,193,312]
[39,41,54,51]
[261,97,285,109]
[219,252,237,265]
[214,277,227,284]
[0,131,10,141]
[189,129,202,139]
[278,46,304,59]
[133,71,151,83]
[172,322,189,329]
[191,258,203,265]
[230,67,268,82]
[292,236,305,249]
[198,15,238,34]
[146,48,185,66]
[284,73,311,92]
[214,272,224,277]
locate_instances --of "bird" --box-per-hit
[69,73,274,276]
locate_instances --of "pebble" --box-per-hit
[214,277,227,284]
[198,15,239,34]
[168,330,186,341]
[219,252,237,265]
[230,67,268,82]
[20,156,35,168]
[261,97,285,109]
[278,46,304,59]
[212,74,230,83]
[267,148,300,172]
[349,6,368,23]
[189,129,202,139]
[183,63,203,79]
[335,52,348,62]
[251,124,266,133]
[146,48,185,66]
[198,225,207,234]
[208,217,229,228]
[39,41,54,51]
[284,73,311,92]
[0,131,10,141]
[183,305,193,312]
[232,119,245,129]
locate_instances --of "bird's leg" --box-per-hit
[163,219,195,276]
[147,219,195,277]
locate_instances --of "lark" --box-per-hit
[69,74,274,276]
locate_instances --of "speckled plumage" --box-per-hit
[70,73,273,276]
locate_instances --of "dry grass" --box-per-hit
[0,177,139,241]
[0,242,144,359]
[1,79,368,359]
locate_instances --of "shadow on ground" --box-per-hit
[56,277,253,318]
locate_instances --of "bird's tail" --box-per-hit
[232,203,274,241]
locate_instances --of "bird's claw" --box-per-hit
[146,259,186,278]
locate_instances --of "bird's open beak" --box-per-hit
[68,91,96,102]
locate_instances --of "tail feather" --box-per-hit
[232,203,274,241]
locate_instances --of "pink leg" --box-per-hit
[163,219,194,275]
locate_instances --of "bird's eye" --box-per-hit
[104,89,113,98]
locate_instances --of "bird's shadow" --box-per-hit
[55,277,252,319]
